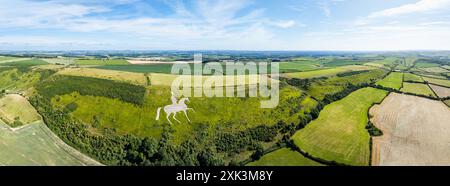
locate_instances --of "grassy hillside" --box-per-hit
[401,83,436,98]
[404,73,424,83]
[292,87,388,166]
[0,120,100,166]
[375,72,403,90]
[0,94,41,127]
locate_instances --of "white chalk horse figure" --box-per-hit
[155,93,194,124]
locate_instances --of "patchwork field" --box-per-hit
[0,120,101,166]
[306,69,387,100]
[370,93,450,165]
[400,83,436,98]
[429,84,450,98]
[292,88,388,165]
[375,72,403,90]
[283,65,374,79]
[0,94,41,126]
[247,148,323,166]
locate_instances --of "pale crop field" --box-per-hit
[429,84,450,98]
[370,93,450,165]
[292,87,388,166]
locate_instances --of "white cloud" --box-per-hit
[369,0,450,18]
[270,20,296,28]
[0,0,296,50]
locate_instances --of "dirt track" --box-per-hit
[370,93,450,166]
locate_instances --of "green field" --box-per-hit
[57,68,148,86]
[42,58,75,65]
[403,73,424,83]
[284,65,374,79]
[422,67,449,73]
[0,120,100,166]
[0,94,41,126]
[47,81,317,143]
[375,72,403,90]
[401,83,436,97]
[423,77,450,87]
[0,67,53,92]
[76,59,130,65]
[444,99,450,107]
[279,60,321,73]
[292,87,388,166]
[247,148,323,166]
[0,59,48,67]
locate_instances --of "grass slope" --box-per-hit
[292,87,388,166]
[375,72,403,90]
[247,148,323,166]
[284,65,374,79]
[75,59,130,65]
[0,120,100,166]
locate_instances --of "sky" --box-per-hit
[0,0,449,51]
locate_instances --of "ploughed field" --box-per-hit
[370,93,450,165]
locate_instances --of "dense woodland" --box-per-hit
[36,75,146,105]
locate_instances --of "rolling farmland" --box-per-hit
[247,148,323,166]
[0,94,41,126]
[0,120,101,166]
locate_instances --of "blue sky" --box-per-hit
[0,0,449,51]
